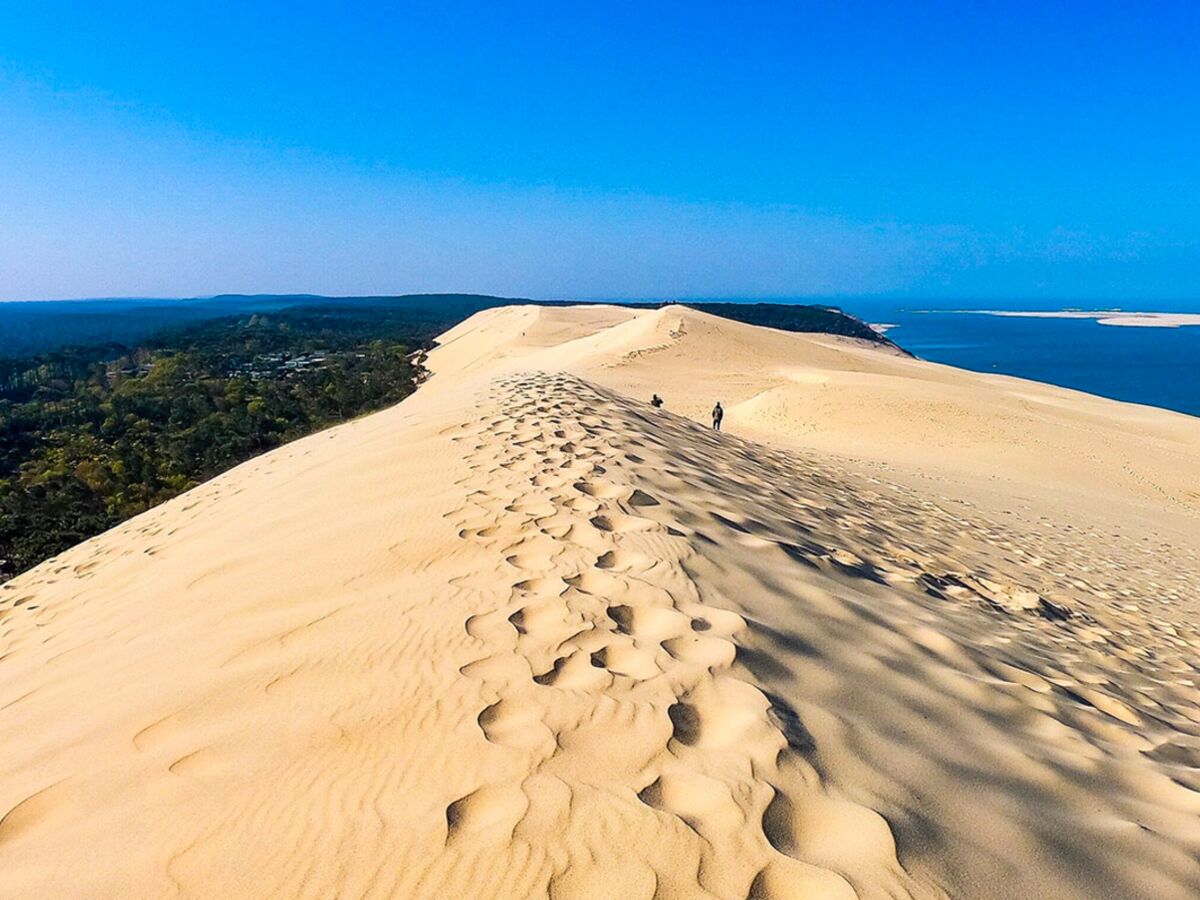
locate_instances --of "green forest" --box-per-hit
[0,306,456,580]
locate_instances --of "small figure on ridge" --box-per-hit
[651,394,664,408]
[712,401,724,431]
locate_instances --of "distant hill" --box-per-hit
[670,301,897,346]
[0,294,525,359]
[212,296,900,348]
[0,294,896,359]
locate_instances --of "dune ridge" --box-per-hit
[1,304,1198,898]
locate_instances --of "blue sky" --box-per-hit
[1,1,1198,301]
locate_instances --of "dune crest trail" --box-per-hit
[441,373,897,899]
[0,304,1198,899]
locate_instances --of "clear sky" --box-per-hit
[1,1,1198,302]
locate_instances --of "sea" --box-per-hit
[821,298,1200,419]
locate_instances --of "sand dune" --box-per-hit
[1,304,1199,898]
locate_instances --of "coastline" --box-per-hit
[929,308,1200,328]
[860,305,1200,418]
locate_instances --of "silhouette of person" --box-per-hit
[651,394,664,408]
[712,401,724,431]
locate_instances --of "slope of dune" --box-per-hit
[1,304,1198,899]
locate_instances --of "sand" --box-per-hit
[1,303,1198,899]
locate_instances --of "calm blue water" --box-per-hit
[834,299,1200,418]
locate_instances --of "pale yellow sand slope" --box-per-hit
[1,304,1198,899]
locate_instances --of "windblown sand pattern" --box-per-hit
[0,305,1198,898]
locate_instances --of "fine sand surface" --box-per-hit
[1,304,1199,899]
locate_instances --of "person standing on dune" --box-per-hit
[712,402,724,431]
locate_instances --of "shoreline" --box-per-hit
[920,308,1200,328]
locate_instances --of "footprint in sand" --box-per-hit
[587,637,661,680]
[589,512,658,534]
[573,480,625,499]
[445,782,529,846]
[662,633,737,670]
[667,678,779,756]
[637,769,744,838]
[533,649,612,690]
[606,604,693,643]
[476,698,555,750]
[594,549,650,572]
